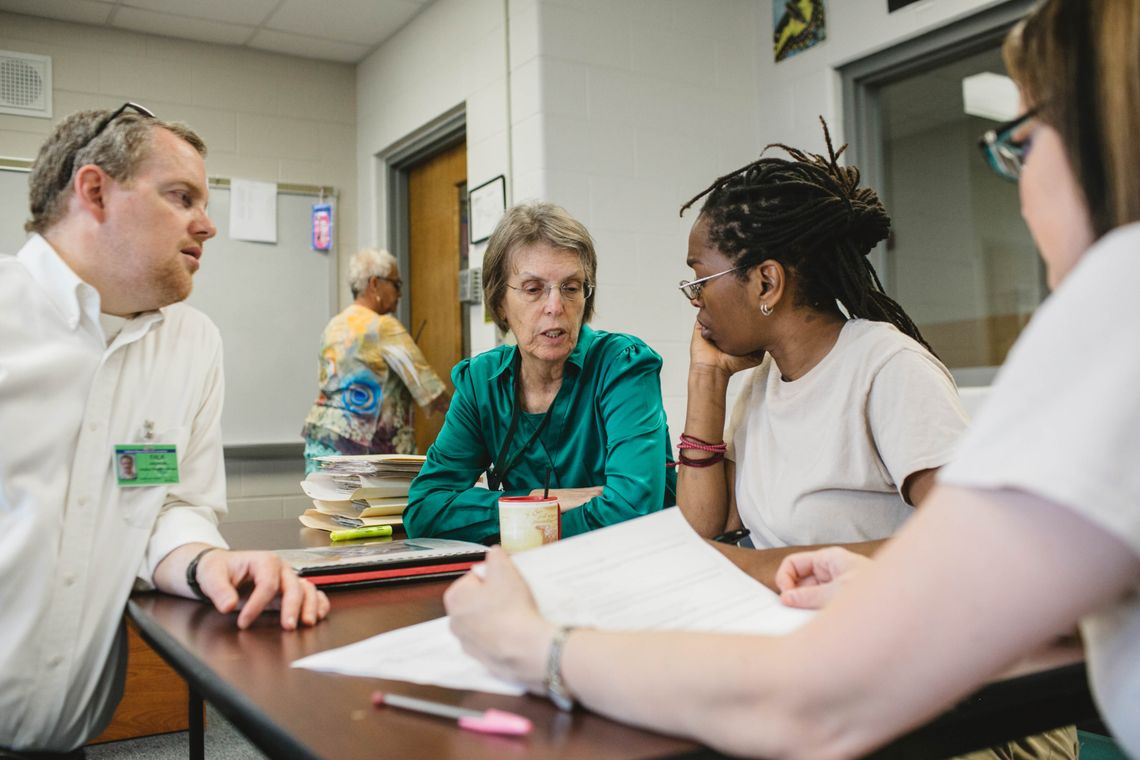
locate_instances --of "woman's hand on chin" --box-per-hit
[689,321,763,378]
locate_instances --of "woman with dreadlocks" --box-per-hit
[675,124,968,577]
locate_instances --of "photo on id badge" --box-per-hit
[114,443,180,487]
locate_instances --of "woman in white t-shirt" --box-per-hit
[674,130,968,565]
[444,1,1140,757]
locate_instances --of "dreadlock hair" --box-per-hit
[680,118,933,354]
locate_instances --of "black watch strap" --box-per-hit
[185,546,220,602]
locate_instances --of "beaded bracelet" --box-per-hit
[678,432,727,454]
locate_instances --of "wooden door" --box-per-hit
[408,140,466,453]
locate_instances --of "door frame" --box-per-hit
[377,104,466,327]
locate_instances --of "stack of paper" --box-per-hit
[293,508,815,694]
[298,454,426,532]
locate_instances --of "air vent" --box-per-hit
[0,51,52,118]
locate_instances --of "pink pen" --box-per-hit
[371,691,532,736]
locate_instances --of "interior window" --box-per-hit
[877,46,1044,383]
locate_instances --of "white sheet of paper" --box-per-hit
[229,178,277,243]
[293,508,814,692]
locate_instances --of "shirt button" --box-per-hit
[63,575,76,587]
[87,422,99,432]
[77,497,89,508]
[48,655,63,668]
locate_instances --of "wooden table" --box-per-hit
[127,520,1098,760]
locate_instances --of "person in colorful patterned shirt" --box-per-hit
[302,248,450,472]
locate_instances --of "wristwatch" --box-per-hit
[544,625,577,711]
[185,546,220,602]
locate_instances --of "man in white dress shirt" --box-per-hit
[0,103,330,757]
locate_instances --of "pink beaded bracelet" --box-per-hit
[678,433,727,454]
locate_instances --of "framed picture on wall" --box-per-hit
[773,0,827,62]
[468,175,506,244]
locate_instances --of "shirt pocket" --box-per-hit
[118,425,188,529]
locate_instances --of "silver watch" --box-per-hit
[544,625,576,711]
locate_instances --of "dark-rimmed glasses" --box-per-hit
[678,266,746,300]
[978,108,1038,182]
[379,276,402,294]
[506,281,593,302]
[61,102,156,183]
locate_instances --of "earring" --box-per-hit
[760,303,773,317]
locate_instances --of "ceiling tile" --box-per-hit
[247,29,371,64]
[265,0,426,47]
[120,0,279,27]
[0,0,114,25]
[112,7,254,46]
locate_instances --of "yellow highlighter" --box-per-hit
[329,525,394,542]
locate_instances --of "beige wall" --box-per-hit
[0,11,357,521]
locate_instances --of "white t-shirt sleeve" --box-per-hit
[724,364,761,462]
[866,348,969,497]
[940,232,1140,556]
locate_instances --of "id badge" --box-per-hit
[114,444,180,487]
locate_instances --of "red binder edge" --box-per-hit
[304,560,479,587]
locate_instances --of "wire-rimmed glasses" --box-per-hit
[506,281,594,303]
[978,107,1038,182]
[678,266,746,300]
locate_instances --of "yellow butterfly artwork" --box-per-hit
[773,0,827,62]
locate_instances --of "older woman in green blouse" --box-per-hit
[405,202,676,541]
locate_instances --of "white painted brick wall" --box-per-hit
[356,0,511,356]
[529,0,764,436]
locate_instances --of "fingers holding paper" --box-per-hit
[444,547,554,690]
[775,546,872,610]
[193,548,331,630]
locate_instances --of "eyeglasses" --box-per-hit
[978,108,1038,182]
[86,102,156,146]
[61,102,156,185]
[378,276,402,294]
[678,266,746,300]
[506,281,594,302]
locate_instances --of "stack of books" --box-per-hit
[298,454,426,533]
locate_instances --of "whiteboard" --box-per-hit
[0,166,337,447]
[0,166,31,254]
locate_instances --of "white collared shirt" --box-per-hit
[0,235,228,751]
